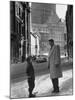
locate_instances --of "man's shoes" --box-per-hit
[52,89,59,93]
[29,94,36,98]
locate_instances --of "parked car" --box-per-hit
[35,55,47,63]
[31,55,36,61]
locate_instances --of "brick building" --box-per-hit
[10,1,30,63]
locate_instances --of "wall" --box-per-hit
[31,34,36,55]
[31,33,40,56]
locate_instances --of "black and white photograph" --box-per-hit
[10,1,73,99]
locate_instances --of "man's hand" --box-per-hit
[55,64,59,67]
[48,65,50,69]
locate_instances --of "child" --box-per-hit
[26,56,35,97]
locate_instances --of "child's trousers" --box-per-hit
[28,78,35,95]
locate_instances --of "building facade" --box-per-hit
[66,5,73,58]
[10,1,30,63]
[31,3,67,55]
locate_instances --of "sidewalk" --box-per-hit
[11,68,73,98]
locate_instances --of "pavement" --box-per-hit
[10,62,73,99]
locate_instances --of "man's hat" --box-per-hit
[48,39,54,42]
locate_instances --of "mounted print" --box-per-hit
[10,1,73,99]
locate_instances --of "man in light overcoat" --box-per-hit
[48,39,62,93]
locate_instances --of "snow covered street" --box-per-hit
[11,68,73,98]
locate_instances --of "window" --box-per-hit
[19,7,22,18]
[15,3,23,19]
[15,4,19,17]
[64,33,67,41]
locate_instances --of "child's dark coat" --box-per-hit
[26,61,35,95]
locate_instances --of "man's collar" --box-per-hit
[51,44,54,49]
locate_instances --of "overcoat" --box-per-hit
[48,45,62,79]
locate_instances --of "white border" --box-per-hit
[10,0,74,4]
[0,0,74,100]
